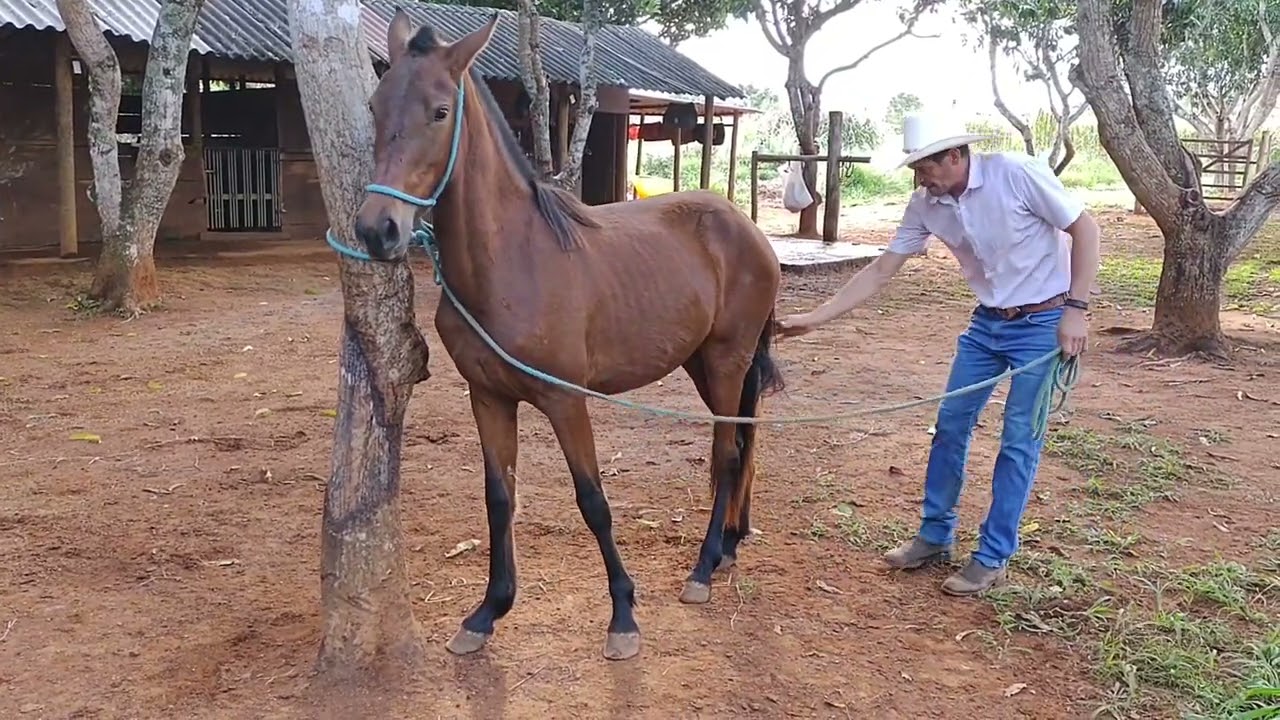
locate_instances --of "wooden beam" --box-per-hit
[700,93,714,188]
[823,111,842,244]
[726,116,740,203]
[613,114,628,202]
[54,35,78,257]
[672,127,681,192]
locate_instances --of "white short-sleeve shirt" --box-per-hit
[887,151,1086,309]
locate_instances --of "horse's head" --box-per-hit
[353,10,496,261]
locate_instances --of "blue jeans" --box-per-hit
[917,305,1062,569]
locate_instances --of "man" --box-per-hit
[775,113,1101,595]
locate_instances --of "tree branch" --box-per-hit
[812,0,861,30]
[1222,161,1280,259]
[751,0,791,55]
[1121,0,1194,187]
[816,15,936,92]
[988,38,1035,155]
[516,0,554,179]
[1073,0,1185,229]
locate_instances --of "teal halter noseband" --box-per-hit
[325,81,466,264]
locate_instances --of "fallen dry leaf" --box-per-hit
[445,539,481,558]
[253,408,272,418]
[69,431,102,444]
[888,465,906,476]
[815,579,843,594]
[955,629,980,642]
[1003,683,1027,697]
[320,409,337,418]
[202,559,240,567]
[147,380,164,391]
[824,700,847,709]
[233,372,248,379]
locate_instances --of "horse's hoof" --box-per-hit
[604,631,641,660]
[445,628,490,655]
[716,554,737,572]
[679,580,711,604]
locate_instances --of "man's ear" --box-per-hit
[443,13,498,78]
[387,9,413,66]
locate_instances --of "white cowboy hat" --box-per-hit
[896,113,991,168]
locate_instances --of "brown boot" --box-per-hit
[940,559,1006,596]
[883,536,953,569]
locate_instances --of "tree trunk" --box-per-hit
[785,60,821,238]
[57,0,200,315]
[1132,222,1230,356]
[516,0,553,179]
[287,0,432,681]
[55,0,124,253]
[555,0,601,194]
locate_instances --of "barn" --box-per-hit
[0,0,749,257]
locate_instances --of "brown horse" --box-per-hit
[352,11,783,661]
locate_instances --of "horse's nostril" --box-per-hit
[382,216,398,243]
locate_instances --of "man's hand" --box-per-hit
[1058,307,1088,357]
[775,313,817,339]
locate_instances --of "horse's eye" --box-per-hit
[433,106,450,122]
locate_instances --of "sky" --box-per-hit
[654,4,1064,126]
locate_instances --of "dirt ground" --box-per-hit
[1,204,1277,720]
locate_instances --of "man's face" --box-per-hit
[909,149,964,196]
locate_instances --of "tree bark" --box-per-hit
[55,1,124,254]
[516,0,554,179]
[785,60,821,237]
[57,0,201,315]
[287,0,431,681]
[554,0,601,194]
[1138,221,1230,355]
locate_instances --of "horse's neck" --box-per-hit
[434,108,531,297]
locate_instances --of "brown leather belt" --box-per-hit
[984,292,1066,320]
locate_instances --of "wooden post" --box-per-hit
[54,35,78,258]
[699,94,714,189]
[823,111,842,244]
[672,128,681,192]
[634,116,644,175]
[613,114,628,202]
[1258,131,1274,180]
[750,150,759,222]
[726,115,740,203]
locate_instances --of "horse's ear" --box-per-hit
[444,13,497,78]
[387,9,413,66]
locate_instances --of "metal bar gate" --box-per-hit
[203,147,282,232]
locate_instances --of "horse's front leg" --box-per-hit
[544,397,641,660]
[446,386,519,655]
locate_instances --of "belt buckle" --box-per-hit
[995,306,1020,320]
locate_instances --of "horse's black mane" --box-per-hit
[407,24,598,252]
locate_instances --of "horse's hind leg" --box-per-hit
[544,397,640,660]
[683,355,746,574]
[680,348,753,605]
[447,387,520,656]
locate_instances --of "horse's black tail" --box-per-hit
[725,309,784,531]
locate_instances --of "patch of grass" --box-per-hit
[1060,156,1124,189]
[1094,224,1280,313]
[840,165,913,203]
[991,427,1276,717]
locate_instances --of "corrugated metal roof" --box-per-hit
[0,0,743,98]
[361,1,743,98]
